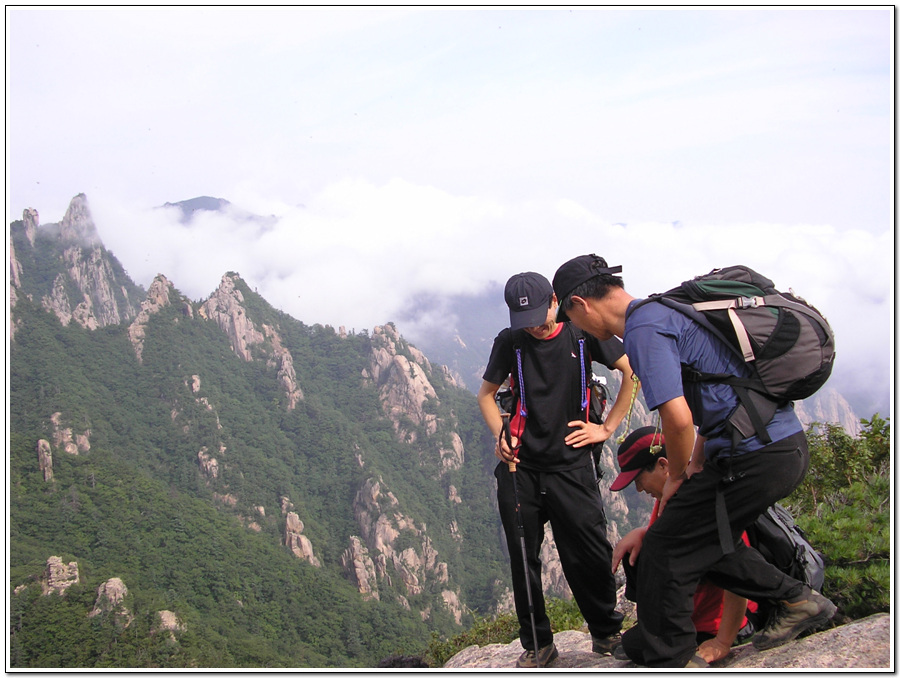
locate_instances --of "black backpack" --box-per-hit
[748,503,826,592]
[746,503,827,628]
[629,266,835,444]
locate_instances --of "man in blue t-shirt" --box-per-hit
[477,271,637,668]
[551,254,836,669]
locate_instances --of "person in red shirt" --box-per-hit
[610,427,756,664]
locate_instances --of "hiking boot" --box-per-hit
[613,643,629,661]
[591,632,622,656]
[684,654,710,668]
[516,642,559,668]
[733,618,755,646]
[752,588,837,651]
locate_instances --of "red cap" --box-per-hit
[609,426,666,491]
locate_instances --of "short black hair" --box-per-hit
[557,273,624,319]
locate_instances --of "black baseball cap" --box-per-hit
[504,272,554,330]
[552,254,622,322]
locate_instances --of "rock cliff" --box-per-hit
[127,274,190,363]
[199,273,303,409]
[88,578,133,628]
[155,610,186,641]
[795,387,862,437]
[9,196,142,332]
[442,614,891,669]
[363,324,464,473]
[342,476,461,621]
[37,440,53,482]
[283,512,322,567]
[41,556,80,595]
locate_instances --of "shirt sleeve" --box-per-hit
[587,333,626,369]
[624,306,684,411]
[482,328,514,385]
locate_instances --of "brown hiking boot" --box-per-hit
[591,632,622,656]
[752,588,837,650]
[516,642,559,668]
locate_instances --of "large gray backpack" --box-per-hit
[629,265,836,444]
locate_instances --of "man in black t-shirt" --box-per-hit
[477,272,638,668]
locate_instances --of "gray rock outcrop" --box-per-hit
[37,439,53,482]
[128,274,176,363]
[88,577,133,627]
[796,386,861,437]
[41,556,79,596]
[23,207,39,246]
[199,273,303,409]
[155,610,186,642]
[341,536,379,601]
[284,512,321,567]
[342,476,460,621]
[50,411,90,456]
[443,614,890,669]
[363,324,464,471]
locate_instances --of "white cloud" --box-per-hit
[88,178,892,417]
[10,7,893,418]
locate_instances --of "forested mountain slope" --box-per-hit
[7,195,643,668]
[8,197,508,667]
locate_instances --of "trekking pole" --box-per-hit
[500,413,541,669]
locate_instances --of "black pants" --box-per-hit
[495,461,623,651]
[623,432,809,668]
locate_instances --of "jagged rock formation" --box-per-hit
[9,224,24,287]
[539,525,571,599]
[283,512,322,567]
[50,411,91,456]
[796,387,861,437]
[443,614,890,669]
[37,439,53,482]
[127,274,191,363]
[88,578,133,627]
[41,556,79,596]
[363,324,464,472]
[342,476,459,620]
[341,536,379,601]
[199,273,303,409]
[364,324,440,443]
[155,610,186,641]
[197,447,220,480]
[12,195,141,330]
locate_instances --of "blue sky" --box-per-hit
[6,7,894,417]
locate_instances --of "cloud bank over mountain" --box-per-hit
[86,182,892,420]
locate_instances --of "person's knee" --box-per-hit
[621,625,646,664]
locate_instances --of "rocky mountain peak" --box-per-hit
[795,387,861,437]
[198,273,303,409]
[10,194,141,331]
[363,325,464,473]
[22,207,39,245]
[58,193,100,246]
[128,274,186,363]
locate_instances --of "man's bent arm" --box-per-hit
[657,396,695,514]
[598,354,639,439]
